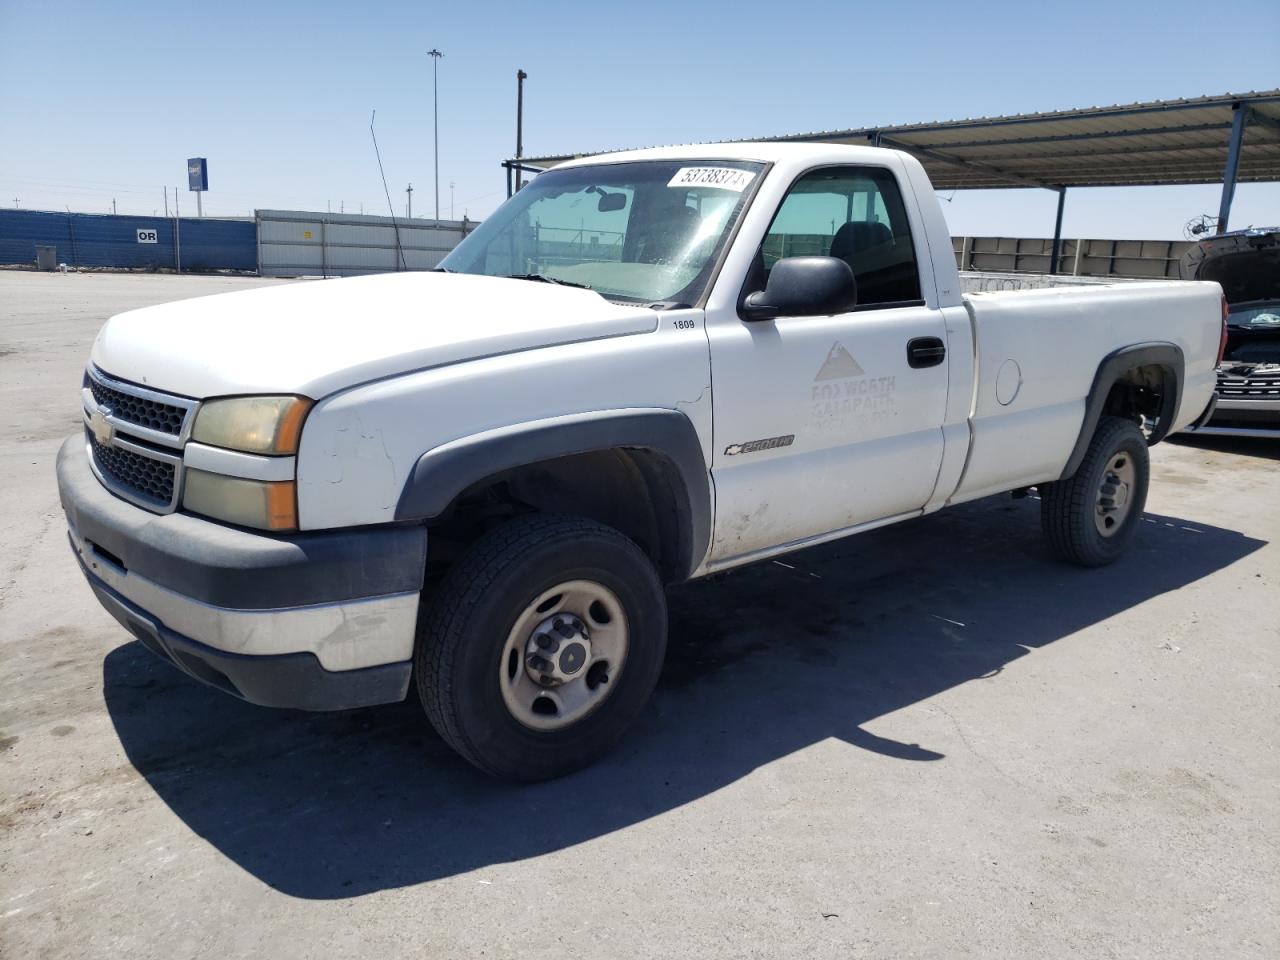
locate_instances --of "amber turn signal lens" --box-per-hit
[183,469,297,531]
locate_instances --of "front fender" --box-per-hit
[395,408,712,578]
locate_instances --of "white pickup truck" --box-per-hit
[57,143,1224,779]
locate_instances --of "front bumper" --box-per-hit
[1185,396,1280,438]
[57,436,428,710]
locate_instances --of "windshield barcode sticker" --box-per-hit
[667,167,756,192]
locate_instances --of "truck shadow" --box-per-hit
[102,495,1263,899]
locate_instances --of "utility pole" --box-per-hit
[516,69,527,191]
[428,48,443,221]
[406,182,414,219]
[174,188,182,273]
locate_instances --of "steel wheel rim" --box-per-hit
[499,580,629,731]
[1095,451,1137,537]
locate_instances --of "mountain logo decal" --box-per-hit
[815,342,864,381]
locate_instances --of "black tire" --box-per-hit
[1041,415,1150,567]
[416,514,667,781]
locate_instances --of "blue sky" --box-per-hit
[1,0,1276,239]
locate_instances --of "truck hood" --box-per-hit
[90,272,658,399]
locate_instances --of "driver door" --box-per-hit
[705,164,950,563]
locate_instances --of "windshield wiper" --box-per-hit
[503,273,592,290]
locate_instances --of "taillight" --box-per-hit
[1218,295,1229,365]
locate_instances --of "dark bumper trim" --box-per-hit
[1189,391,1219,430]
[57,435,427,610]
[84,558,411,711]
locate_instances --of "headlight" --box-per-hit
[191,396,312,455]
[183,469,297,531]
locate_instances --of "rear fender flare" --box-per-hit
[1060,341,1183,480]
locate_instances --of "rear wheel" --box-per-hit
[416,514,667,781]
[1041,416,1150,567]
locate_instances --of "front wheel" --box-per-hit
[416,515,667,781]
[1040,415,1150,567]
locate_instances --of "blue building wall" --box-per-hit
[0,210,257,271]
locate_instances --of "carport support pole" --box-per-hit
[174,188,182,274]
[1049,187,1066,275]
[1216,103,1249,234]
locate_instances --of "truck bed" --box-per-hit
[947,280,1221,505]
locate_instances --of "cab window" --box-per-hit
[757,166,922,307]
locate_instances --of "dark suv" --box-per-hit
[1181,227,1280,438]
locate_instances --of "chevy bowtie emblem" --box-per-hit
[90,406,115,447]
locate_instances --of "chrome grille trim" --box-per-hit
[82,366,199,513]
[83,366,199,449]
[1217,378,1280,398]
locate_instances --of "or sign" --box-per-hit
[187,157,208,192]
[136,229,158,244]
[303,230,313,239]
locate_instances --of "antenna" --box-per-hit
[370,109,407,271]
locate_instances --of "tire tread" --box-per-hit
[1041,416,1148,567]
[417,514,653,778]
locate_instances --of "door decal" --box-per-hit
[811,341,896,433]
[815,342,865,381]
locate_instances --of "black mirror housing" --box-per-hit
[743,256,857,321]
[595,191,627,213]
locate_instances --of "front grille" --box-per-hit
[1218,375,1280,399]
[84,373,187,435]
[88,431,176,507]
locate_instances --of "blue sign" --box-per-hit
[187,158,208,192]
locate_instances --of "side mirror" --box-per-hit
[742,256,857,321]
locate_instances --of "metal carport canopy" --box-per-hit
[508,90,1280,267]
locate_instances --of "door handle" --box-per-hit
[907,337,946,369]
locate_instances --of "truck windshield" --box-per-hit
[440,160,765,305]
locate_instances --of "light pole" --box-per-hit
[516,69,527,191]
[428,48,443,221]
[449,181,455,220]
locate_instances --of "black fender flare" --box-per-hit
[395,408,711,579]
[1059,341,1183,480]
